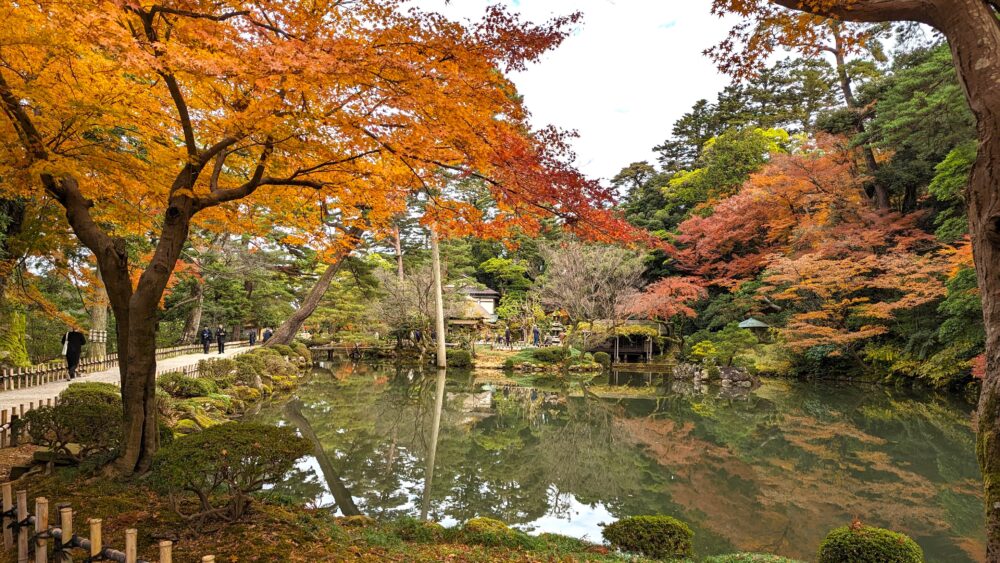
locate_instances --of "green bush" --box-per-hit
[503,358,515,370]
[532,347,569,364]
[458,517,538,550]
[159,419,175,446]
[389,516,445,543]
[253,347,281,357]
[158,372,217,398]
[593,351,611,367]
[817,524,923,563]
[58,382,121,406]
[152,422,310,522]
[446,349,473,368]
[21,400,122,462]
[270,344,294,357]
[602,515,693,559]
[261,354,297,379]
[292,342,311,361]
[198,358,236,385]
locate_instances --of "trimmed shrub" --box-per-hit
[503,358,515,370]
[159,419,175,446]
[292,342,312,361]
[459,517,539,549]
[593,351,611,368]
[389,516,445,543]
[198,358,237,386]
[158,372,217,398]
[270,344,294,357]
[262,355,297,378]
[817,524,923,563]
[446,349,473,368]
[21,400,122,462]
[602,515,694,560]
[253,347,281,357]
[532,347,569,364]
[59,381,121,406]
[152,422,310,522]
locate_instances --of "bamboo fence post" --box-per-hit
[159,540,173,563]
[2,410,7,448]
[125,528,137,563]
[2,482,11,549]
[16,490,27,563]
[59,506,72,544]
[89,518,102,557]
[34,497,47,563]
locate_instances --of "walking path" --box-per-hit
[0,345,249,412]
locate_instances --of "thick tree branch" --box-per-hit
[0,71,47,162]
[771,0,938,25]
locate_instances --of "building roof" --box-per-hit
[739,318,770,329]
[458,285,500,298]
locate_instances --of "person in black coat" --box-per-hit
[215,325,227,354]
[200,326,213,354]
[248,329,257,346]
[61,329,86,379]
[262,328,273,343]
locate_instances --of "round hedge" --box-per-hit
[818,524,923,563]
[602,515,693,559]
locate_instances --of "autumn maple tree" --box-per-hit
[711,0,1000,557]
[0,0,625,474]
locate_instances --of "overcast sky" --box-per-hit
[409,0,737,183]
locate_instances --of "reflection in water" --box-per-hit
[421,369,447,520]
[255,364,985,562]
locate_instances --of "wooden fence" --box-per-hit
[0,342,249,393]
[0,481,218,562]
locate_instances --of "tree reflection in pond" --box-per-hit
[253,365,984,562]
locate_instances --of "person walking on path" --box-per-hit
[263,327,273,343]
[249,329,257,346]
[504,327,511,349]
[61,329,86,379]
[215,325,227,354]
[200,326,213,354]
[532,325,540,347]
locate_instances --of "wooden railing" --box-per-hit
[0,481,218,562]
[0,341,249,393]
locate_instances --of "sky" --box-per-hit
[409,1,737,183]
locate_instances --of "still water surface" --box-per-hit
[252,363,984,561]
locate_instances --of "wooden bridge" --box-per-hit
[311,344,396,361]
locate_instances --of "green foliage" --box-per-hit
[817,524,923,563]
[152,422,311,522]
[0,308,29,367]
[458,517,539,549]
[270,344,294,357]
[593,351,611,367]
[532,346,569,364]
[292,342,312,361]
[59,382,121,406]
[446,349,473,368]
[928,141,976,242]
[198,358,237,386]
[158,372,217,398]
[388,517,445,544]
[22,398,122,462]
[602,515,694,559]
[478,257,532,293]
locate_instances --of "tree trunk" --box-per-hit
[430,226,447,369]
[268,235,359,346]
[180,281,203,345]
[831,24,890,211]
[420,369,446,520]
[88,271,109,358]
[394,224,405,281]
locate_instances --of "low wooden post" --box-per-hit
[16,489,27,563]
[34,497,47,563]
[59,506,73,546]
[2,482,12,549]
[89,518,102,557]
[125,528,137,563]
[159,540,173,563]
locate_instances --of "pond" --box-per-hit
[251,363,984,562]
